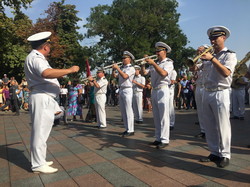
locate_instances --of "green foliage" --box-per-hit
[0,12,32,81]
[0,0,33,14]
[84,0,195,69]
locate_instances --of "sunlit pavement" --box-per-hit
[0,105,249,186]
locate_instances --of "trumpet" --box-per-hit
[134,55,158,65]
[81,55,158,82]
[186,45,214,67]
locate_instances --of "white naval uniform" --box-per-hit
[132,74,145,122]
[169,70,177,128]
[24,50,62,169]
[118,64,135,132]
[145,58,173,144]
[202,47,237,159]
[194,63,206,133]
[231,77,248,118]
[94,77,108,127]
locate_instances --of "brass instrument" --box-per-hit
[134,55,158,65]
[81,55,157,82]
[231,51,250,88]
[233,51,250,78]
[186,45,214,67]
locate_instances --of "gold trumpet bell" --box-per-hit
[186,58,195,68]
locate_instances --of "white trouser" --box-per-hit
[119,88,134,132]
[152,86,170,144]
[195,86,205,133]
[202,89,231,159]
[29,93,62,169]
[132,91,143,122]
[169,86,175,127]
[232,88,245,117]
[95,94,107,127]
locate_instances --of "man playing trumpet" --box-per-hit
[199,26,237,168]
[88,69,108,128]
[112,51,136,137]
[141,42,174,149]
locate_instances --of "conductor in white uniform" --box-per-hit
[24,31,79,174]
[142,42,174,149]
[199,26,237,168]
[112,51,135,137]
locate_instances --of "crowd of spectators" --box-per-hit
[0,74,30,115]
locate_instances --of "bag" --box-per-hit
[78,95,84,104]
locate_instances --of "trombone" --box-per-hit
[186,45,214,67]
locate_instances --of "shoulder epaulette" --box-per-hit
[226,49,235,53]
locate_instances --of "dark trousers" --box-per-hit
[11,98,20,114]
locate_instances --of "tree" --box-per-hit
[32,0,89,78]
[84,0,195,69]
[0,0,33,14]
[0,12,33,80]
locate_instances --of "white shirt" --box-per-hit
[169,69,177,88]
[145,58,174,88]
[204,47,237,89]
[24,50,60,98]
[95,77,108,94]
[118,64,135,88]
[60,88,68,95]
[133,74,145,92]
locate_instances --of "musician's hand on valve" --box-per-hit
[112,63,119,70]
[201,52,213,61]
[145,58,155,65]
[88,76,93,82]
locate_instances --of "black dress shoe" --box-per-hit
[200,154,220,162]
[156,142,169,149]
[218,157,229,168]
[119,131,127,135]
[122,132,134,137]
[150,141,161,145]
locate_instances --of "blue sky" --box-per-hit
[6,0,250,61]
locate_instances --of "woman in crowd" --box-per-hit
[23,86,30,111]
[144,79,152,113]
[67,80,83,121]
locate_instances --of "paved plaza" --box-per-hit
[0,106,250,186]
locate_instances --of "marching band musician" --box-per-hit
[169,69,177,131]
[88,69,108,128]
[191,45,210,139]
[25,31,79,174]
[231,65,248,120]
[199,26,237,168]
[112,51,136,137]
[141,42,174,149]
[132,65,146,124]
